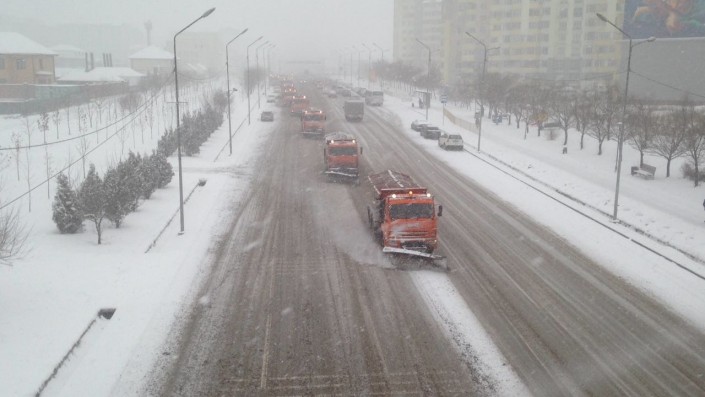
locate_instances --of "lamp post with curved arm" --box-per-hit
[246,36,263,125]
[465,32,499,153]
[173,7,215,233]
[225,28,248,156]
[596,13,655,220]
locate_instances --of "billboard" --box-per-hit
[624,0,705,39]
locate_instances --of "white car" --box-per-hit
[438,132,464,150]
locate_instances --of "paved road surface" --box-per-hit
[150,85,705,396]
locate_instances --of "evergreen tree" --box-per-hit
[151,151,174,188]
[79,164,107,244]
[51,173,83,233]
[139,153,159,199]
[104,165,133,228]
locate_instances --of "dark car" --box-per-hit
[261,111,274,122]
[411,119,429,131]
[421,124,441,139]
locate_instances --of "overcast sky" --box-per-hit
[3,0,394,64]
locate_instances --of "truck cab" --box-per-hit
[290,95,310,116]
[301,108,326,136]
[367,170,442,255]
[323,132,360,181]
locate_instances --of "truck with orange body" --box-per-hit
[323,132,361,180]
[366,170,445,265]
[289,95,309,116]
[301,108,327,136]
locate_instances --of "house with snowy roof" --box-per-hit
[58,67,145,87]
[0,32,57,84]
[129,45,173,76]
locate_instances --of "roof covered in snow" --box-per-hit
[58,67,144,83]
[51,44,86,54]
[129,46,173,60]
[0,32,56,55]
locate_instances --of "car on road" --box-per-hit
[411,119,429,131]
[327,90,337,98]
[438,132,464,150]
[261,111,274,122]
[340,89,352,97]
[266,94,276,103]
[420,124,441,139]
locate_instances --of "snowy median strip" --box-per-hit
[411,271,530,396]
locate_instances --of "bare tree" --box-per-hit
[588,89,619,156]
[0,205,28,265]
[11,132,21,182]
[625,99,656,167]
[38,113,51,199]
[682,111,705,187]
[64,97,72,135]
[23,117,34,211]
[51,109,61,139]
[76,136,91,179]
[571,91,594,150]
[649,112,686,177]
[549,88,577,146]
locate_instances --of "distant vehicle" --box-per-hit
[411,120,429,131]
[343,100,364,122]
[327,90,337,98]
[266,94,276,103]
[365,91,384,106]
[438,132,464,150]
[289,95,310,116]
[260,111,274,122]
[301,108,326,136]
[420,124,441,139]
[323,132,361,181]
[340,89,352,97]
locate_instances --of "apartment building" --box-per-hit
[0,32,57,84]
[393,0,444,71]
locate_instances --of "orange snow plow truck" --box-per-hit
[302,108,326,137]
[323,132,360,180]
[366,170,446,266]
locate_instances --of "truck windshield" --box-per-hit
[304,114,324,121]
[389,203,434,220]
[329,147,357,156]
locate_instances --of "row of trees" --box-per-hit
[368,59,705,187]
[471,74,705,186]
[157,91,227,157]
[52,152,174,244]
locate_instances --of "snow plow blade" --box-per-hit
[382,247,448,270]
[324,170,359,179]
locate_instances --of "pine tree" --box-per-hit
[151,151,174,188]
[140,153,159,199]
[104,164,134,228]
[51,173,83,233]
[79,164,107,244]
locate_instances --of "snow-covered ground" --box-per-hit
[1,76,704,396]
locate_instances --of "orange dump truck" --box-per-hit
[366,170,445,264]
[323,132,360,180]
[302,108,327,136]
[289,95,310,116]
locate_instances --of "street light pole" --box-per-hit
[255,40,269,109]
[415,38,431,121]
[465,32,498,153]
[597,13,655,220]
[173,7,215,234]
[226,28,248,156]
[246,36,263,125]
